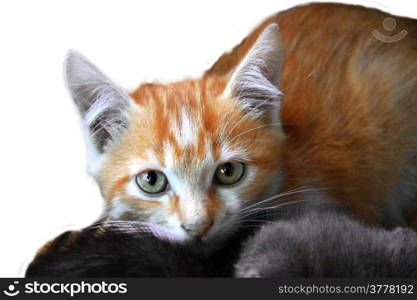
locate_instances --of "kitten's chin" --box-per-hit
[146,221,237,252]
[143,223,189,243]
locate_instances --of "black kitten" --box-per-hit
[26,221,247,277]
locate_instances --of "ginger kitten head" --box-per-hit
[66,24,285,243]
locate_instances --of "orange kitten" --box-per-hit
[66,3,417,243]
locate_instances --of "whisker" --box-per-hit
[237,224,265,230]
[239,187,326,213]
[235,219,277,225]
[86,225,153,233]
[239,199,312,219]
[220,91,280,143]
[228,122,283,144]
[281,69,318,92]
[87,221,153,231]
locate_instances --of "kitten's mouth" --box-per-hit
[149,223,226,248]
[136,217,238,248]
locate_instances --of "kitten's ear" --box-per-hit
[224,24,284,122]
[65,51,131,174]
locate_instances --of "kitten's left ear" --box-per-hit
[223,24,284,122]
[65,50,132,176]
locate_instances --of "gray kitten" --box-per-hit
[236,205,417,277]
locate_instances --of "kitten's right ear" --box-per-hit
[65,51,131,175]
[223,24,284,123]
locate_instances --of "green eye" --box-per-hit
[214,162,245,185]
[135,170,168,194]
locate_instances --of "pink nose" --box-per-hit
[181,220,214,238]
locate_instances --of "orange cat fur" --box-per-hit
[205,2,417,226]
[66,2,417,243]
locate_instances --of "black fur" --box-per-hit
[26,221,248,277]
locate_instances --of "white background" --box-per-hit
[0,0,415,277]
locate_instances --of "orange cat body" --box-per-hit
[66,2,417,243]
[205,3,417,226]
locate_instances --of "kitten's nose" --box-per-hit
[181,220,214,239]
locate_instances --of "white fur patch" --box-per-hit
[163,141,175,168]
[177,109,197,148]
[128,158,149,176]
[82,123,106,178]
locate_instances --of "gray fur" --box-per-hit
[235,206,417,277]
